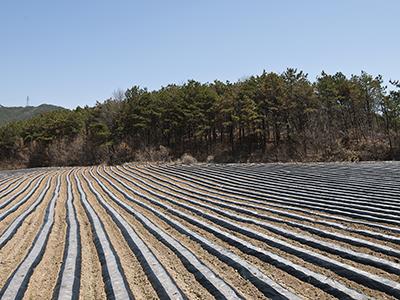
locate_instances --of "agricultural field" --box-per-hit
[0,162,399,299]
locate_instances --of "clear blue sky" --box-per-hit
[1,0,399,109]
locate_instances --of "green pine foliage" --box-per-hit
[1,69,400,169]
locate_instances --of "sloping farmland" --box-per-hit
[0,162,399,299]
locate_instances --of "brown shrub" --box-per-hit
[109,142,134,165]
[181,153,197,164]
[47,136,85,166]
[134,145,171,162]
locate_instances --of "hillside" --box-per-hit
[0,69,399,170]
[0,104,64,125]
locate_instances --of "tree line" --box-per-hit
[1,69,399,168]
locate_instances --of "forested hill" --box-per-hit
[0,104,63,125]
[0,69,399,169]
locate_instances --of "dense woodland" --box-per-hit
[1,69,400,169]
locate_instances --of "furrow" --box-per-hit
[148,165,400,234]
[0,172,44,209]
[120,166,400,267]
[23,171,68,299]
[53,170,82,300]
[95,167,288,300]
[215,164,400,204]
[0,177,51,249]
[82,171,186,300]
[130,165,400,245]
[70,172,106,300]
[74,173,133,300]
[0,174,27,197]
[199,165,400,207]
[105,166,367,300]
[111,167,400,299]
[0,174,61,300]
[232,163,400,196]
[164,165,400,222]
[0,175,47,221]
[92,170,231,299]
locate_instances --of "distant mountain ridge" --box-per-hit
[0,104,64,125]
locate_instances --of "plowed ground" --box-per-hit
[0,162,399,299]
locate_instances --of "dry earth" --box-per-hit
[0,162,399,299]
